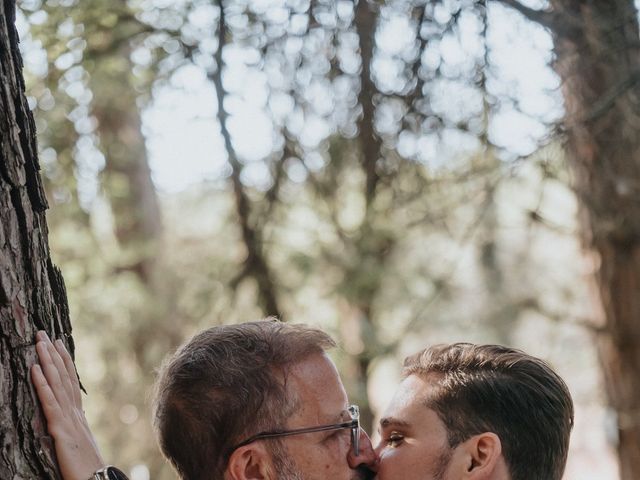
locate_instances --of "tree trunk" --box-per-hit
[86,32,177,477]
[547,1,640,478]
[0,1,72,477]
[212,0,282,319]
[355,0,381,206]
[91,51,163,284]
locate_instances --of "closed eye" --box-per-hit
[385,433,404,447]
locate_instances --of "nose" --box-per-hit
[348,429,379,472]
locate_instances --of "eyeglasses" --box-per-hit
[231,404,361,456]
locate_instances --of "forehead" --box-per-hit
[286,353,349,424]
[384,375,430,416]
[380,374,447,435]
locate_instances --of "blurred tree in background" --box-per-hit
[13,0,638,478]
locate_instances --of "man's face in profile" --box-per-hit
[374,375,456,480]
[266,353,377,480]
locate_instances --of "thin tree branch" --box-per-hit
[491,0,558,29]
[211,0,282,319]
[581,69,640,123]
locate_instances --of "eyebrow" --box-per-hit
[322,408,350,425]
[379,417,411,429]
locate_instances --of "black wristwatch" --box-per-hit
[90,466,129,480]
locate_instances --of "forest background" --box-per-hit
[10,0,638,478]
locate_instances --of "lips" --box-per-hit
[353,465,377,480]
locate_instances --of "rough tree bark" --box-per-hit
[0,0,72,477]
[497,1,640,478]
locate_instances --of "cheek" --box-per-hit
[322,438,353,472]
[378,448,399,468]
[325,432,351,456]
[378,448,413,477]
[299,438,350,471]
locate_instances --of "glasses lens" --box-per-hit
[349,405,360,456]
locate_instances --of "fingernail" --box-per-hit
[55,339,64,348]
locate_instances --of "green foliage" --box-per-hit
[19,0,606,477]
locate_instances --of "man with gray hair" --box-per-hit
[31,319,377,480]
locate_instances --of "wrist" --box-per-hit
[89,465,129,480]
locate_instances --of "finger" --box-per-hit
[31,364,65,432]
[36,340,72,412]
[47,340,76,410]
[54,339,82,408]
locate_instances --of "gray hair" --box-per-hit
[152,319,336,480]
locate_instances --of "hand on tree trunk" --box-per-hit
[31,331,106,480]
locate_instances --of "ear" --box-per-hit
[226,444,274,480]
[460,432,503,479]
